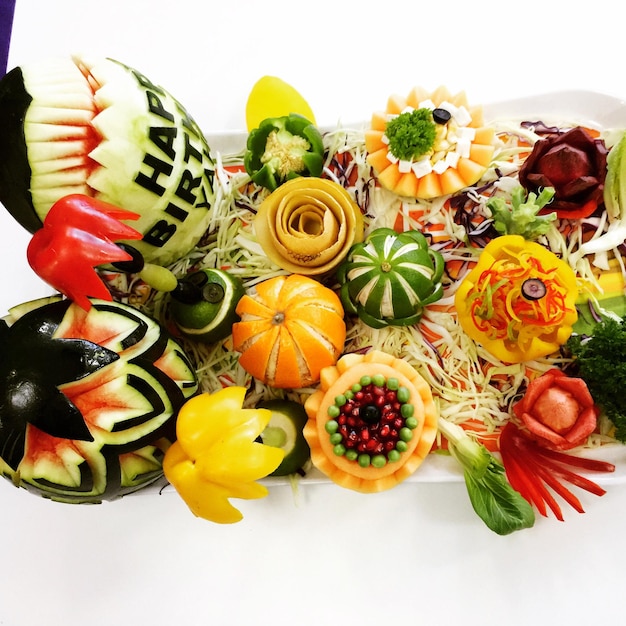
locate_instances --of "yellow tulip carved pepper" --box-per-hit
[163,387,285,523]
[454,235,578,364]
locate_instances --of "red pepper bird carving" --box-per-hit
[26,194,143,310]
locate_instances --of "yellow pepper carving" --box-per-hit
[163,387,285,523]
[454,235,578,364]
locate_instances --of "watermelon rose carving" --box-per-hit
[0,297,198,503]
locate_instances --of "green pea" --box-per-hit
[327,405,340,418]
[325,419,339,434]
[397,386,411,403]
[372,374,386,387]
[345,449,358,461]
[335,394,347,407]
[401,403,414,418]
[358,454,371,467]
[387,449,402,463]
[333,444,347,456]
[371,454,387,468]
[386,377,399,390]
[399,427,413,442]
[405,417,419,430]
[329,433,343,445]
[345,390,354,400]
[360,375,372,386]
[396,440,408,452]
[351,383,362,393]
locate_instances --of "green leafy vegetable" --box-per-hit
[567,316,626,442]
[385,108,437,161]
[437,417,535,535]
[603,131,626,221]
[487,185,556,240]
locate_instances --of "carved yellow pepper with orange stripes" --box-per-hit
[454,235,578,364]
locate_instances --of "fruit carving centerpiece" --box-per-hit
[303,350,438,493]
[0,65,623,533]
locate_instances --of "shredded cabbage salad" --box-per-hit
[113,113,626,451]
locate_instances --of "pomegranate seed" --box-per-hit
[325,376,416,465]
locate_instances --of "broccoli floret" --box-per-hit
[385,108,437,161]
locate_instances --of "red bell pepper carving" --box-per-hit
[27,194,143,310]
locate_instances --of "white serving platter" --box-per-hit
[173,90,626,491]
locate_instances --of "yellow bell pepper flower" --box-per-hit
[454,235,578,364]
[163,387,285,523]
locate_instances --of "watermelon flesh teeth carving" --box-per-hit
[0,297,198,503]
[0,55,216,267]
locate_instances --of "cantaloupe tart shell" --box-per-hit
[365,85,496,199]
[303,350,439,493]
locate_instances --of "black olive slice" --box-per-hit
[521,278,547,300]
[432,108,452,124]
[111,243,145,273]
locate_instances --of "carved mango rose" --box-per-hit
[254,177,364,275]
[512,369,599,450]
[518,126,608,219]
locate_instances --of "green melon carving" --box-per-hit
[337,228,445,328]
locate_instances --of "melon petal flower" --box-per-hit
[365,85,495,199]
[303,350,439,493]
[254,177,364,275]
[163,387,285,524]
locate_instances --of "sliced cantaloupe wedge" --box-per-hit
[370,110,389,132]
[364,129,386,154]
[394,172,419,198]
[417,172,443,199]
[386,93,408,115]
[365,86,496,200]
[303,350,438,494]
[440,168,466,196]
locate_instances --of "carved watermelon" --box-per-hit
[0,55,216,267]
[0,296,198,503]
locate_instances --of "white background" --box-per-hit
[3,1,626,625]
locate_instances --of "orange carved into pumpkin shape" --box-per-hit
[232,274,346,389]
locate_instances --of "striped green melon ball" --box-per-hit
[337,227,445,328]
